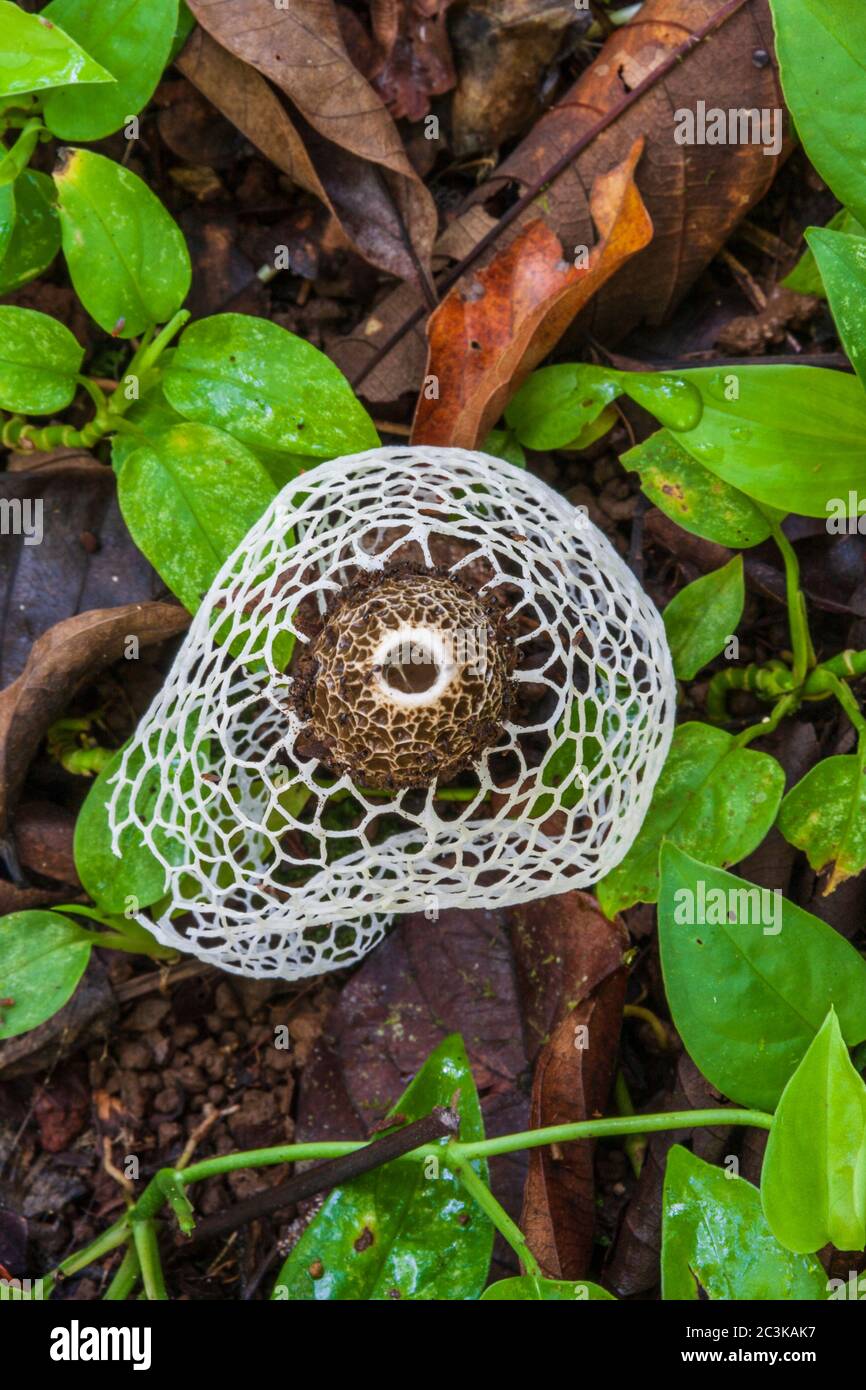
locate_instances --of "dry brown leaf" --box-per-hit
[450,0,588,156]
[333,0,783,407]
[510,892,628,1280]
[365,0,456,122]
[0,603,188,839]
[411,140,651,448]
[0,458,165,688]
[183,0,437,285]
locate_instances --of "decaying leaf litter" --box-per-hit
[0,0,864,1303]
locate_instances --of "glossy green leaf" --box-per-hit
[596,722,785,918]
[505,363,701,451]
[54,148,190,338]
[761,1009,866,1254]
[564,402,618,451]
[0,0,114,99]
[42,0,178,140]
[618,373,703,431]
[272,1034,493,1300]
[0,911,91,1039]
[505,363,621,450]
[805,227,866,389]
[0,304,82,413]
[0,169,60,293]
[658,844,866,1110]
[770,0,866,225]
[663,556,744,681]
[784,209,866,297]
[483,427,526,468]
[662,1146,827,1300]
[170,1,197,62]
[74,743,174,914]
[110,370,184,475]
[672,366,866,517]
[622,430,775,547]
[481,1277,615,1301]
[778,753,866,891]
[163,313,379,460]
[118,422,275,613]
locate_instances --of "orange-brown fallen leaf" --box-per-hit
[411,139,651,448]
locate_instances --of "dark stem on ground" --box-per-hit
[180,1106,459,1248]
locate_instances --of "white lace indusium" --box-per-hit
[108,448,676,979]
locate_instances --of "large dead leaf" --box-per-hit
[511,893,627,1280]
[333,0,783,406]
[411,141,651,447]
[0,459,164,688]
[0,603,188,839]
[182,1,437,286]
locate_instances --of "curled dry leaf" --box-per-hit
[510,892,628,1281]
[182,0,437,285]
[411,140,651,448]
[334,0,783,407]
[0,602,189,840]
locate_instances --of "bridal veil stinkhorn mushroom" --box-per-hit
[108,447,676,980]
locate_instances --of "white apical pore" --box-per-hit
[108,447,676,979]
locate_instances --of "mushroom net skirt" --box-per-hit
[108,447,676,979]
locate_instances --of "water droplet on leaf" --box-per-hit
[623,374,704,431]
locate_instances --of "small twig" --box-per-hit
[182,1107,458,1247]
[176,1103,231,1172]
[372,419,412,437]
[114,959,214,1003]
[720,245,802,355]
[102,1135,135,1197]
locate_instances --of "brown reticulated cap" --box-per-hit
[294,568,514,790]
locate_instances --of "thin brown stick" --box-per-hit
[180,1106,459,1247]
[349,0,754,389]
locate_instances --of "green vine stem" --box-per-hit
[822,670,866,742]
[0,115,47,180]
[0,309,191,455]
[731,692,800,750]
[103,1244,141,1302]
[614,1071,646,1178]
[770,519,815,680]
[42,1108,773,1297]
[54,903,177,960]
[448,1146,543,1277]
[0,409,115,452]
[131,1218,168,1301]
